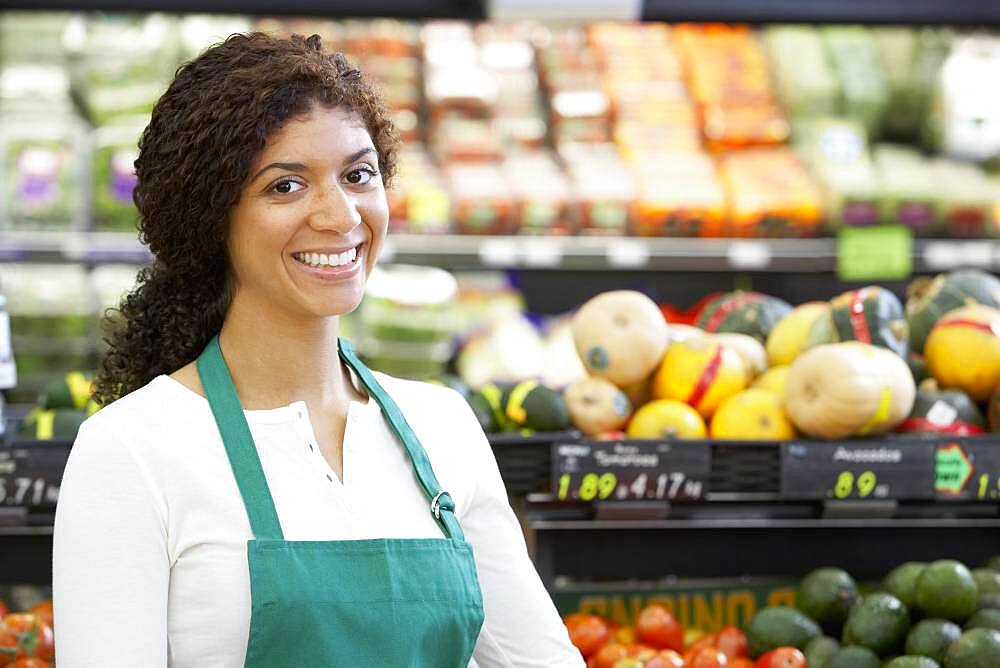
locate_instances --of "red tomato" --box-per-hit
[687,648,729,668]
[644,649,685,668]
[0,603,7,619]
[569,615,611,659]
[9,660,48,668]
[1,616,53,663]
[729,659,755,668]
[593,642,630,668]
[26,604,51,634]
[754,647,806,668]
[636,605,685,651]
[716,626,748,659]
[0,623,20,667]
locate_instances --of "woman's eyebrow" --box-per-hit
[252,161,307,182]
[343,147,375,165]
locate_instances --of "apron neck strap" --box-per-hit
[338,338,465,541]
[197,336,284,540]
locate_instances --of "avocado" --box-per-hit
[906,619,962,663]
[468,384,506,433]
[916,561,979,622]
[500,381,570,432]
[977,593,1000,611]
[799,567,862,626]
[884,657,940,668]
[746,606,822,658]
[965,609,1000,632]
[844,593,911,656]
[826,645,882,668]
[886,562,928,608]
[944,628,1000,668]
[804,635,841,668]
[971,569,1000,595]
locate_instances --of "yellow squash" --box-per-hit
[652,336,749,418]
[710,388,796,440]
[627,399,707,439]
[925,304,1000,401]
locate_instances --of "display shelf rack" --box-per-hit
[3,230,1000,274]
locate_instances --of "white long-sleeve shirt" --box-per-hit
[52,371,583,667]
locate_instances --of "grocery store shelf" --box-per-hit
[4,230,1000,273]
[0,526,53,585]
[530,517,1000,586]
[642,0,1000,25]
[3,0,997,24]
[0,0,486,19]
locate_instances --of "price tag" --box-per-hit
[781,441,936,501]
[552,440,710,503]
[727,241,772,270]
[0,444,68,509]
[936,439,1000,501]
[837,225,913,281]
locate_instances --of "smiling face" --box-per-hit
[227,105,388,322]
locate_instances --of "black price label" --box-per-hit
[781,441,936,501]
[936,439,1000,501]
[551,440,710,502]
[0,445,67,509]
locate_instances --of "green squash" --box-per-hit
[810,286,908,358]
[695,291,792,343]
[906,269,1000,354]
[897,379,986,436]
[500,381,570,432]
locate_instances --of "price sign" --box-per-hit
[936,439,1000,501]
[552,440,710,503]
[0,443,68,509]
[837,225,913,281]
[781,441,936,501]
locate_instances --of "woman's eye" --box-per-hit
[271,179,305,195]
[345,167,377,186]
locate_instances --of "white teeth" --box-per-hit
[295,247,358,268]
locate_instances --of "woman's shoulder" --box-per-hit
[81,374,208,442]
[373,372,473,420]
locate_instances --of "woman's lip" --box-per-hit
[291,244,365,279]
[293,242,364,256]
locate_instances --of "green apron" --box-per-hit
[196,336,485,667]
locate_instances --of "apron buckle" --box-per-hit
[430,491,453,520]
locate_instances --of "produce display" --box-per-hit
[452,268,1000,444]
[564,557,1000,667]
[1,13,999,235]
[0,595,55,667]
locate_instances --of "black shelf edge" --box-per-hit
[642,0,1000,26]
[0,0,486,19]
[7,230,999,273]
[530,517,1000,530]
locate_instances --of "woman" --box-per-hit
[53,32,582,667]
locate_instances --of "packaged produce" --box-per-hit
[719,148,824,237]
[446,162,514,234]
[558,143,634,235]
[763,26,841,121]
[388,146,451,234]
[0,63,74,116]
[929,35,1000,162]
[784,341,916,439]
[872,144,940,234]
[794,118,881,229]
[0,11,71,64]
[924,304,1000,401]
[874,27,953,143]
[929,158,1000,238]
[501,151,573,235]
[822,27,890,139]
[571,290,669,389]
[360,264,458,343]
[92,117,145,232]
[178,14,254,60]
[63,13,177,125]
[1,113,86,229]
[631,152,726,238]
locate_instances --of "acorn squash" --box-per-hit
[696,291,793,342]
[652,336,749,418]
[564,377,633,436]
[925,304,1000,401]
[766,301,830,366]
[896,379,985,436]
[709,388,796,440]
[906,269,1000,354]
[785,342,916,439]
[808,286,908,358]
[572,290,670,388]
[627,399,707,439]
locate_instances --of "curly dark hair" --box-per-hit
[93,32,398,405]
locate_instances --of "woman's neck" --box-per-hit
[217,293,353,411]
